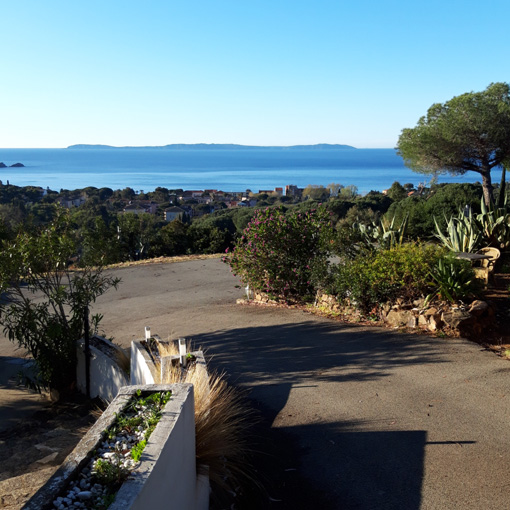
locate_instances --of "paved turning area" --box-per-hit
[1,257,509,509]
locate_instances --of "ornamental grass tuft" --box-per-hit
[155,340,257,500]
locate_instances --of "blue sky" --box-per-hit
[2,0,509,148]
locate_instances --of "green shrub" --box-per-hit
[329,223,367,260]
[223,206,333,301]
[188,224,233,254]
[329,243,444,313]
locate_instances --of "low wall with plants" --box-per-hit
[25,384,208,510]
[128,337,251,506]
[130,338,207,386]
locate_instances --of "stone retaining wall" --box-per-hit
[315,293,495,338]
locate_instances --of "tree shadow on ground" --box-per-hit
[194,321,452,509]
[195,320,448,390]
[223,392,431,510]
[0,356,44,433]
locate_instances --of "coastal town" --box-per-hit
[59,184,304,220]
[0,176,425,224]
[0,181,301,217]
[0,180,327,219]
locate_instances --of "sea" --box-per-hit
[0,147,500,195]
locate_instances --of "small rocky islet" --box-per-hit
[0,162,25,167]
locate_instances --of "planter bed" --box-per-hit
[131,337,207,386]
[25,383,199,510]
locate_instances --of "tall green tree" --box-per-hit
[397,82,510,206]
[385,181,407,202]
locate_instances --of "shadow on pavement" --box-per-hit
[0,356,46,433]
[194,320,449,509]
[194,319,448,388]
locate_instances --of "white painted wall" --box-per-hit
[195,471,211,510]
[69,335,212,510]
[130,340,158,385]
[112,384,199,510]
[76,337,129,401]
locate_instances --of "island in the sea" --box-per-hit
[0,162,25,168]
[66,143,356,150]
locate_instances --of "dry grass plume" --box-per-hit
[155,339,257,496]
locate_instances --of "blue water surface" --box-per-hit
[0,148,499,194]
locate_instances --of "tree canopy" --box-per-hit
[397,82,510,205]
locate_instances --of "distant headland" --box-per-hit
[66,143,357,150]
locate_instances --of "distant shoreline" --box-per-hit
[66,143,357,151]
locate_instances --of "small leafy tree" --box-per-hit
[0,210,120,395]
[327,182,343,197]
[386,183,483,239]
[159,219,189,256]
[339,184,358,199]
[117,213,162,260]
[302,184,329,201]
[188,224,232,254]
[80,216,122,266]
[386,181,408,202]
[224,206,333,301]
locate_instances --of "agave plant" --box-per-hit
[434,208,482,253]
[476,196,510,249]
[353,214,408,251]
[425,256,477,304]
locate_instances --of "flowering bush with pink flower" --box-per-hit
[223,206,333,301]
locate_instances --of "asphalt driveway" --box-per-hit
[1,257,509,509]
